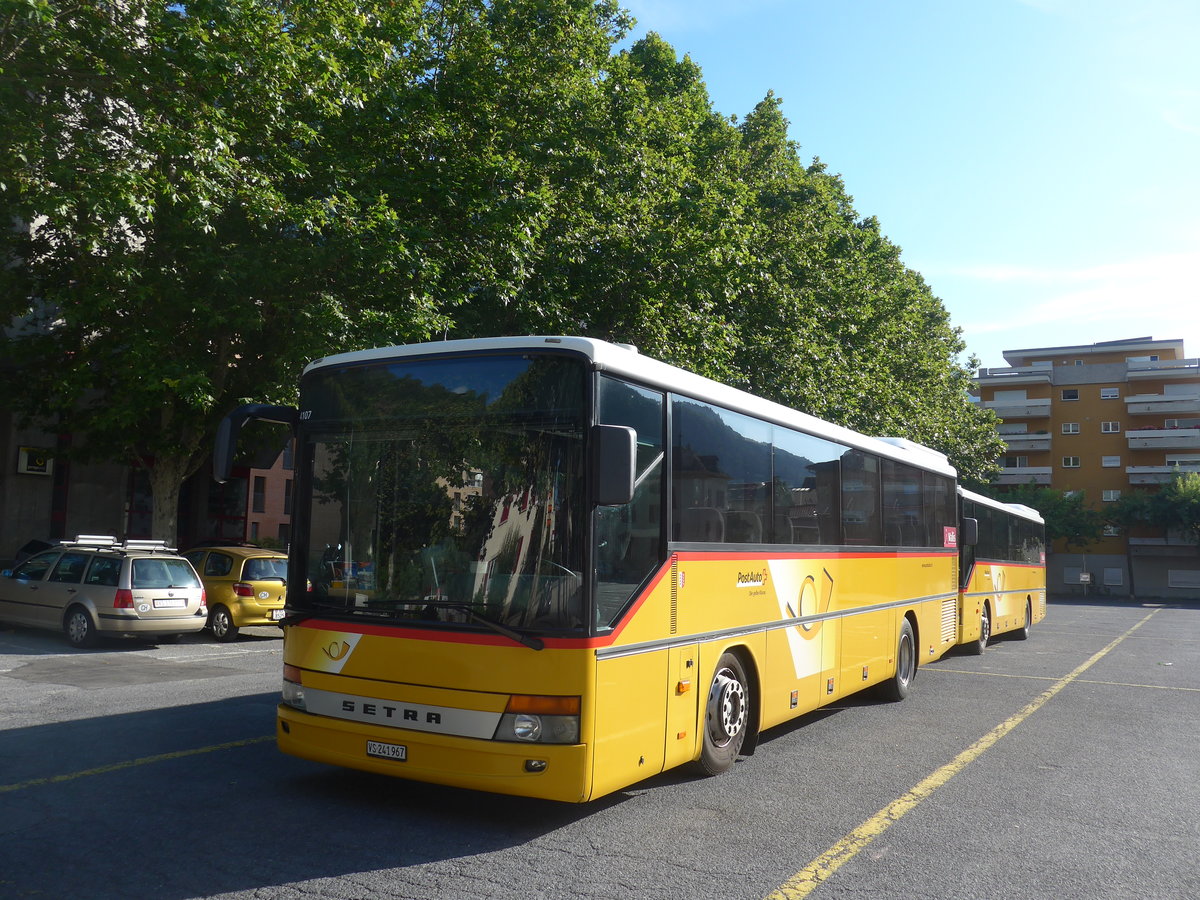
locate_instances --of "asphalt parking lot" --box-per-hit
[1,600,1198,900]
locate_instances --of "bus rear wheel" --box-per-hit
[1012,600,1032,641]
[967,604,991,656]
[881,619,915,701]
[696,652,749,776]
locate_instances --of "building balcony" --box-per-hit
[1126,464,1200,484]
[975,365,1053,387]
[992,467,1052,485]
[1124,392,1200,415]
[1125,428,1200,451]
[1126,357,1200,381]
[979,398,1053,419]
[1001,433,1052,451]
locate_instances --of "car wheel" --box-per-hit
[881,618,916,701]
[695,652,750,776]
[209,605,239,642]
[967,603,991,656]
[64,606,99,649]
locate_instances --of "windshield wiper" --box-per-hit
[419,601,545,651]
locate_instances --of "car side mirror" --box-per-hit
[961,517,979,547]
[592,424,636,506]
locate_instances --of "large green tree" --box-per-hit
[2,1,1003,541]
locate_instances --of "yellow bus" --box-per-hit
[218,336,972,802]
[956,488,1047,654]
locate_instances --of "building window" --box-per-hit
[1063,566,1084,584]
[278,523,290,543]
[1102,456,1121,467]
[250,521,259,540]
[1062,456,1081,468]
[1063,490,1080,498]
[1074,359,1083,366]
[1103,525,1120,536]
[1101,421,1121,433]
[1062,423,1080,434]
[283,479,293,515]
[1103,568,1123,586]
[252,476,266,513]
[282,439,295,470]
[1102,489,1121,502]
[1168,570,1200,589]
[1100,387,1120,399]
[1000,456,1029,468]
[1062,389,1079,401]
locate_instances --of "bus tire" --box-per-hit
[696,652,749,776]
[881,619,915,701]
[967,603,991,656]
[1012,600,1032,641]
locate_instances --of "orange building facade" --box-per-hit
[974,337,1200,598]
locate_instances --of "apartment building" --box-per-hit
[974,336,1200,598]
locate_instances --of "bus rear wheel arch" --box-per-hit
[695,650,753,776]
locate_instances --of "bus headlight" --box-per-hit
[493,695,580,744]
[282,664,307,711]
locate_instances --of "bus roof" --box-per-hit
[958,486,1045,525]
[305,336,958,478]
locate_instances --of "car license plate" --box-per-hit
[270,608,286,621]
[366,740,406,761]
[153,598,186,609]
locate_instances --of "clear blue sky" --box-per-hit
[619,0,1200,370]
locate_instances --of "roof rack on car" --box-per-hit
[59,535,177,553]
[61,535,119,548]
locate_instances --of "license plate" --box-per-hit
[270,608,287,621]
[153,597,186,609]
[366,740,407,761]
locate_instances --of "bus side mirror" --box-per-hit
[592,424,636,506]
[961,517,979,547]
[214,404,299,483]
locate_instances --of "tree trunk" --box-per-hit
[147,454,192,547]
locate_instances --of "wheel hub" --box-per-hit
[707,669,746,745]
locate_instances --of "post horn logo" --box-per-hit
[322,640,351,662]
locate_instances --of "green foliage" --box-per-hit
[981,485,1104,551]
[1,1,1003,537]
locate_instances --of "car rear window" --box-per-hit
[244,558,288,581]
[132,558,201,589]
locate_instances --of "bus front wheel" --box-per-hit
[696,652,749,776]
[881,619,916,701]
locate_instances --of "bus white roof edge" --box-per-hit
[303,336,958,478]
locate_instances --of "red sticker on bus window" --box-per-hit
[943,526,958,548]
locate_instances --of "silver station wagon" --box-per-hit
[0,535,208,648]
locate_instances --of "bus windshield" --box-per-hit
[297,353,587,634]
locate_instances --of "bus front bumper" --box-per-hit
[277,705,592,803]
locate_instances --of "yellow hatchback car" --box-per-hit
[183,545,289,641]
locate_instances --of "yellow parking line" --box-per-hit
[764,609,1159,900]
[931,667,1200,692]
[0,735,274,794]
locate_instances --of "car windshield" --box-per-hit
[297,353,587,633]
[131,558,201,589]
